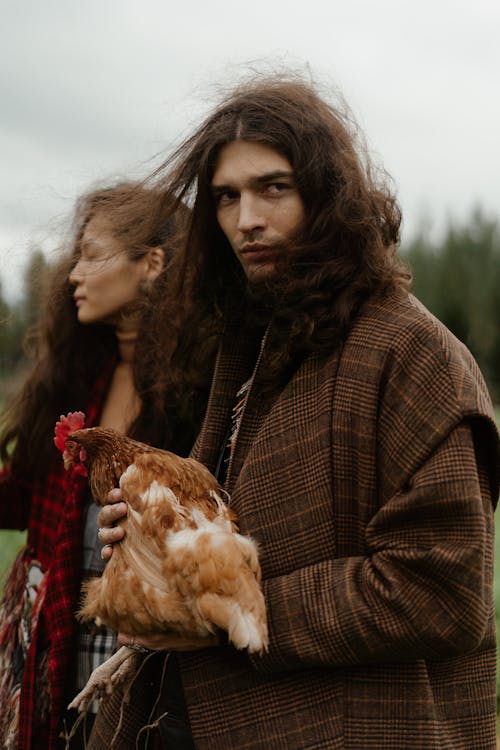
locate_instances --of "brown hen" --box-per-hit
[54,413,268,712]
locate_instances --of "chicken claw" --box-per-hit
[68,645,140,713]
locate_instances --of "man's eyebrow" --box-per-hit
[210,183,231,195]
[254,170,295,184]
[211,170,295,191]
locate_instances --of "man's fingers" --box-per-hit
[117,630,220,651]
[97,500,128,552]
[103,487,123,505]
[100,544,114,561]
[97,501,128,527]
[98,525,125,546]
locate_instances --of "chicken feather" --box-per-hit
[55,418,268,711]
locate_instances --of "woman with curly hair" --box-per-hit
[94,74,498,750]
[0,181,208,749]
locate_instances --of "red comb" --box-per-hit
[54,411,86,452]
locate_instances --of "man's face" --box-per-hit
[211,140,305,281]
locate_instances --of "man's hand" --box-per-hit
[118,630,220,652]
[97,488,128,561]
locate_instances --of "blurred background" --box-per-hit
[1,0,499,709]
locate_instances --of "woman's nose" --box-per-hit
[68,260,83,285]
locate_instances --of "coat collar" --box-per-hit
[195,319,342,499]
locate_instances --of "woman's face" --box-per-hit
[69,213,150,325]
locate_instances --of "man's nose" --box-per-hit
[237,194,265,234]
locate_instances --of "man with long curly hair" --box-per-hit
[95,75,500,750]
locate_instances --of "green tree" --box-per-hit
[0,283,25,384]
[404,209,500,401]
[0,247,49,393]
[22,248,49,329]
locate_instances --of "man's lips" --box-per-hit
[240,243,276,261]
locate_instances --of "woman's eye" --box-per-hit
[78,250,100,262]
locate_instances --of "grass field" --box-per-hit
[0,529,26,587]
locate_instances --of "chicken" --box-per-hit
[54,412,268,712]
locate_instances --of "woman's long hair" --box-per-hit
[143,74,410,397]
[0,181,199,477]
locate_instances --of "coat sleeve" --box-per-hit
[249,418,495,673]
[248,299,500,674]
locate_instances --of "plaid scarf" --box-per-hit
[0,547,48,749]
[0,368,112,749]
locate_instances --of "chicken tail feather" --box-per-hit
[198,592,268,654]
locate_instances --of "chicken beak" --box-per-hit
[63,453,73,470]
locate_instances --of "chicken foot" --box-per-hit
[68,645,141,713]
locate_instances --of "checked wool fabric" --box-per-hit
[90,291,499,750]
[181,291,499,749]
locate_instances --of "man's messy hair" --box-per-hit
[145,73,410,396]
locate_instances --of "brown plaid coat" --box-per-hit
[91,291,499,749]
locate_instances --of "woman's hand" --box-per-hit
[97,488,128,561]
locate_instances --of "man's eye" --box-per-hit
[265,183,289,195]
[215,190,238,205]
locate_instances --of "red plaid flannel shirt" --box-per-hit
[0,370,112,749]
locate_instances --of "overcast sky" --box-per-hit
[1,0,499,302]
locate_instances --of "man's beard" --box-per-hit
[240,273,283,327]
[226,240,298,327]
